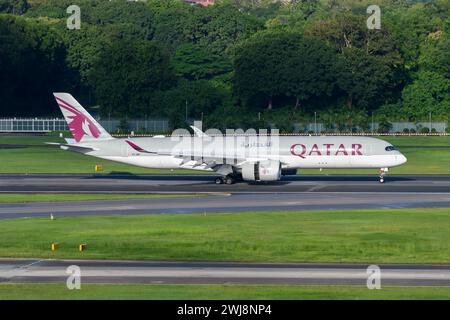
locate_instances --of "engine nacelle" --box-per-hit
[241,160,282,182]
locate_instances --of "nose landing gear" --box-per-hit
[379,168,388,183]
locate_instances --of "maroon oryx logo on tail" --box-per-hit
[55,96,101,143]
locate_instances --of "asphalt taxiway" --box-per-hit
[1,258,449,286]
[0,192,449,218]
[1,173,450,193]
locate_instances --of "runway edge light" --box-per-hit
[51,243,59,251]
[95,165,103,172]
[79,244,87,252]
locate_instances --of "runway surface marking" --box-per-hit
[1,259,450,286]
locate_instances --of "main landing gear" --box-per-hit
[379,168,388,183]
[215,175,237,185]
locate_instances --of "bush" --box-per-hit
[419,127,430,133]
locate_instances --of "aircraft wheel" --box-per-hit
[225,176,234,185]
[215,177,223,184]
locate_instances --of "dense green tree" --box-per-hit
[335,47,392,110]
[234,32,336,110]
[89,0,154,39]
[60,24,107,82]
[234,32,286,109]
[152,3,263,54]
[307,12,402,64]
[418,30,449,78]
[197,4,264,55]
[307,12,405,109]
[402,71,450,120]
[0,15,73,116]
[282,35,337,111]
[149,79,228,118]
[172,43,232,81]
[24,0,96,19]
[89,40,176,117]
[0,0,448,124]
[385,1,447,71]
[0,0,28,14]
[265,0,321,30]
[152,5,203,52]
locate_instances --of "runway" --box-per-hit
[1,258,450,286]
[1,173,450,193]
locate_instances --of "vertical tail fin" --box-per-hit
[53,93,112,143]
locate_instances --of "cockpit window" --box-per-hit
[385,145,396,151]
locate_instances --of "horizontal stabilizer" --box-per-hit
[46,142,98,153]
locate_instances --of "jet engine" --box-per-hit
[241,160,282,182]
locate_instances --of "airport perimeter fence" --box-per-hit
[0,118,448,135]
[0,118,169,134]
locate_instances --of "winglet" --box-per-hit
[190,125,209,138]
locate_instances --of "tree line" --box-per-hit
[0,0,448,131]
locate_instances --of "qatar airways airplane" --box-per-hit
[50,93,407,184]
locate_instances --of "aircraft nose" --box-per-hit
[397,154,407,165]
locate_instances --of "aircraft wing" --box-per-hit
[125,140,282,169]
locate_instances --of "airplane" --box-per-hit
[50,93,407,184]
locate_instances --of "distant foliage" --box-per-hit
[0,0,448,127]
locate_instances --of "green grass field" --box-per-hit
[1,283,449,300]
[0,134,449,174]
[1,208,449,263]
[0,193,206,203]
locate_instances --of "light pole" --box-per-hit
[371,112,374,134]
[314,112,317,134]
[185,100,188,122]
[429,112,432,133]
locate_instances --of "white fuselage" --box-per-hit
[78,135,407,172]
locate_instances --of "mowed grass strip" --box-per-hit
[0,208,449,263]
[1,283,450,300]
[0,135,449,174]
[0,193,206,203]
